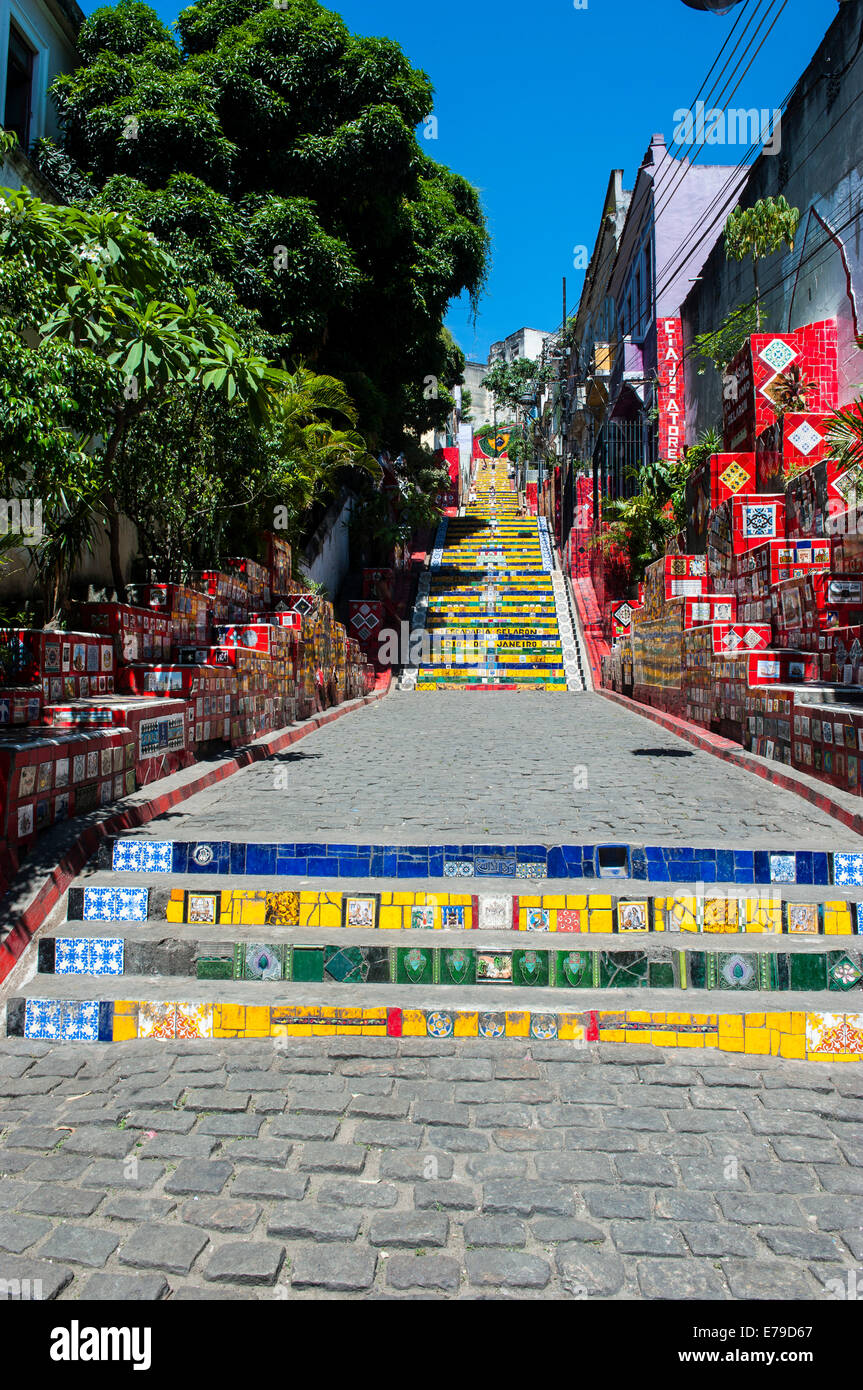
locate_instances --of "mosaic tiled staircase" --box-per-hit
[8,836,863,1061]
[402,460,584,690]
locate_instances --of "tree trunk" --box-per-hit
[105,496,126,602]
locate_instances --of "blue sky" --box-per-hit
[79,0,839,363]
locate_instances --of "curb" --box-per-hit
[597,685,863,839]
[0,675,392,986]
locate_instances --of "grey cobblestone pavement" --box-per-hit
[0,1038,861,1301]
[129,693,863,846]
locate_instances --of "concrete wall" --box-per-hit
[302,490,354,598]
[681,0,863,440]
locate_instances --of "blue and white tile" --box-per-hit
[61,1001,100,1042]
[55,938,90,975]
[444,861,474,878]
[769,853,796,884]
[82,887,119,922]
[24,1000,61,1040]
[140,842,173,873]
[112,839,143,871]
[89,938,124,976]
[833,853,863,887]
[114,888,149,922]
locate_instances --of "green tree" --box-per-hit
[45,0,489,454]
[724,196,800,331]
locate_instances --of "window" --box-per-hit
[643,242,652,317]
[5,25,35,148]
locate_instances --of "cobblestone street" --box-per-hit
[126,693,863,847]
[1,1036,862,1300]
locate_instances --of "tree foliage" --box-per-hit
[46,0,489,451]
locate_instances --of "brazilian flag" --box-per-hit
[479,431,511,458]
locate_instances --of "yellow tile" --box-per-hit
[166,902,183,923]
[454,1011,478,1037]
[401,1009,427,1036]
[378,905,403,930]
[703,1035,720,1048]
[113,1014,138,1041]
[667,1013,692,1026]
[588,894,612,908]
[244,1006,272,1037]
[598,1028,625,1042]
[544,895,565,908]
[557,1015,585,1041]
[452,894,472,906]
[824,913,838,935]
[589,910,613,933]
[628,1011,651,1024]
[565,895,587,909]
[677,1033,705,1048]
[691,1014,716,1027]
[791,1012,806,1034]
[286,1024,312,1036]
[215,1003,245,1032]
[319,904,342,929]
[362,1024,387,1035]
[747,1014,765,1027]
[379,892,392,905]
[743,1027,770,1054]
[836,911,852,934]
[651,1030,678,1047]
[519,895,541,907]
[651,1012,667,1025]
[718,1015,744,1037]
[625,1029,647,1043]
[505,1011,530,1038]
[719,1034,744,1052]
[394,893,414,905]
[766,1012,792,1032]
[239,901,266,926]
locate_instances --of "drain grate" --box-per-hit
[631,748,694,758]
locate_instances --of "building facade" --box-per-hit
[0,0,83,197]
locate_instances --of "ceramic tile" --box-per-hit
[410,905,436,930]
[525,907,550,932]
[617,900,650,933]
[54,938,90,974]
[478,1012,506,1038]
[235,942,286,981]
[24,999,61,1040]
[114,888,149,922]
[440,905,465,929]
[477,951,513,983]
[175,1002,213,1039]
[89,938,124,976]
[61,1001,100,1042]
[395,946,434,985]
[556,908,583,933]
[187,892,219,925]
[425,1009,454,1038]
[769,854,796,884]
[112,840,142,871]
[266,891,300,925]
[342,894,379,929]
[82,887,119,922]
[140,842,173,873]
[530,1013,558,1040]
[833,853,863,887]
[475,895,512,930]
[138,1002,177,1040]
[786,903,820,935]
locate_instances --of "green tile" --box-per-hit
[688,952,708,990]
[556,950,592,988]
[789,955,828,992]
[196,957,232,981]
[440,948,475,986]
[513,949,549,987]
[648,959,675,989]
[599,951,648,989]
[291,947,324,983]
[827,951,863,992]
[716,952,759,991]
[395,946,434,986]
